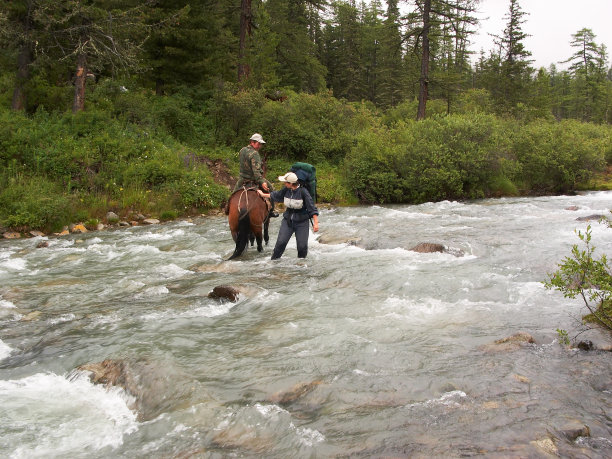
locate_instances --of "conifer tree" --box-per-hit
[561,28,610,122]
[490,0,533,113]
[34,1,152,112]
[377,0,405,107]
[262,0,326,93]
[0,0,42,111]
[408,0,478,119]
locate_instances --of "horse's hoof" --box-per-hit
[270,212,279,218]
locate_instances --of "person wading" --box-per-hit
[258,172,319,259]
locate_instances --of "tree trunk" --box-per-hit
[73,53,87,113]
[11,45,32,111]
[238,0,252,82]
[417,0,431,120]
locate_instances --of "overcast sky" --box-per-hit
[469,0,612,69]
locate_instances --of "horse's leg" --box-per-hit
[228,209,251,260]
[264,218,269,245]
[250,219,264,252]
[249,231,255,246]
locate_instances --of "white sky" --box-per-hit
[470,0,612,69]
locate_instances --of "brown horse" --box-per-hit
[227,187,270,260]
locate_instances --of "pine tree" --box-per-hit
[33,0,152,112]
[408,0,478,119]
[262,0,326,93]
[490,0,533,113]
[0,0,42,111]
[561,28,610,122]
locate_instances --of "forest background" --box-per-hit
[0,0,611,233]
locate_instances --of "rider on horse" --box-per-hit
[228,133,278,218]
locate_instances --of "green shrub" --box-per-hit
[212,88,376,164]
[545,225,612,334]
[345,113,502,203]
[160,210,178,221]
[512,119,607,192]
[0,175,73,231]
[165,170,228,210]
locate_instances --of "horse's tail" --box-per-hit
[228,208,250,260]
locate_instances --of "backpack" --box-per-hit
[290,162,317,203]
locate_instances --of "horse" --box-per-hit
[227,187,270,260]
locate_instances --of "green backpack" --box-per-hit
[290,162,317,203]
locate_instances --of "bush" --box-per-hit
[211,88,376,164]
[345,113,502,203]
[0,175,74,231]
[511,119,607,192]
[545,224,612,336]
[165,170,228,210]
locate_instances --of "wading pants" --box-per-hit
[271,217,310,259]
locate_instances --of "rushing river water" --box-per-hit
[1,193,612,458]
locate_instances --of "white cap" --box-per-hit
[278,172,298,183]
[249,133,266,144]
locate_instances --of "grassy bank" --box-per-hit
[1,84,611,234]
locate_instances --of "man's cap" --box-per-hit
[278,172,298,183]
[250,133,266,144]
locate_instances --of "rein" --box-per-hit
[236,186,267,225]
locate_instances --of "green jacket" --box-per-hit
[238,145,264,186]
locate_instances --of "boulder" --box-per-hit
[70,224,88,234]
[208,285,240,302]
[267,380,322,405]
[409,242,445,253]
[3,232,21,239]
[557,420,590,441]
[479,332,536,353]
[316,231,362,246]
[30,230,45,237]
[565,206,579,211]
[576,340,593,351]
[36,241,49,248]
[22,310,42,321]
[576,214,605,222]
[143,218,160,225]
[77,358,200,422]
[495,332,535,345]
[106,211,119,221]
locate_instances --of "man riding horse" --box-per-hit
[228,133,278,218]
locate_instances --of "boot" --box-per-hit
[269,201,279,218]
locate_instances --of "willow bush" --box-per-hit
[344,114,609,204]
[345,113,504,203]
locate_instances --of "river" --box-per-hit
[1,192,611,458]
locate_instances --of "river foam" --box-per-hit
[1,372,138,458]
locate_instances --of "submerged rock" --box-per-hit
[76,358,201,421]
[267,380,322,405]
[557,420,590,441]
[409,242,465,257]
[410,242,445,253]
[208,285,240,302]
[316,231,361,246]
[576,214,605,222]
[479,332,536,353]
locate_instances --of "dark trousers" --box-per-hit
[272,217,310,259]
